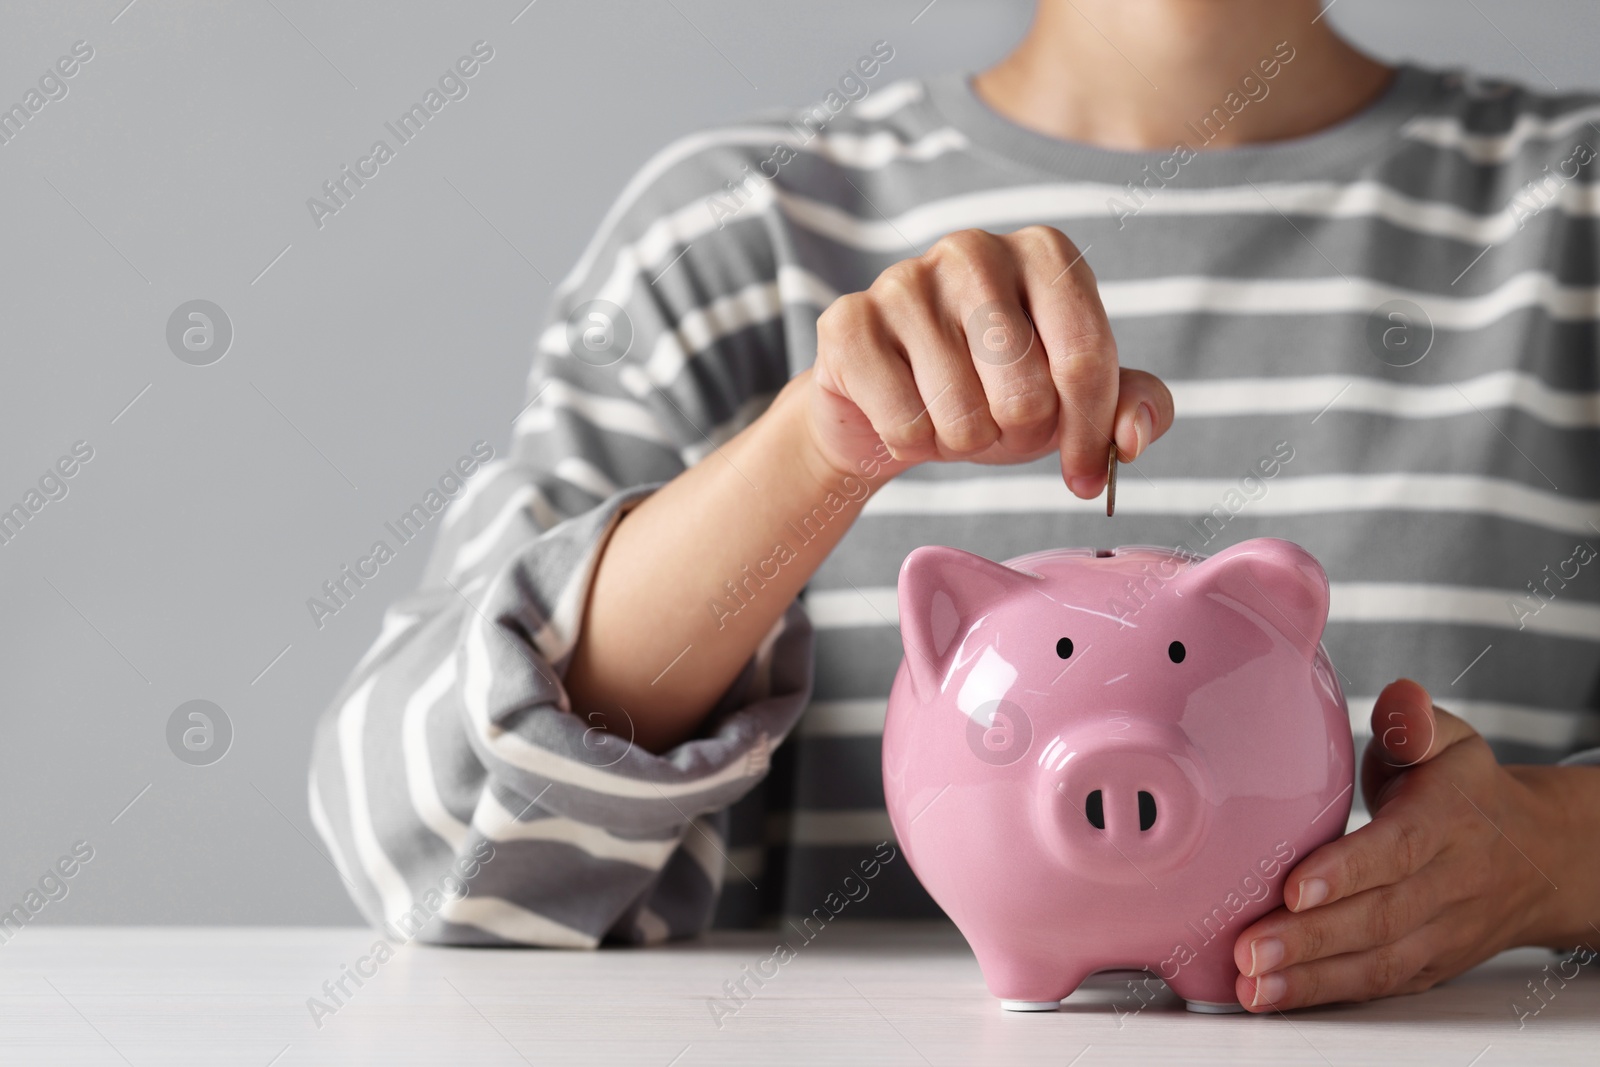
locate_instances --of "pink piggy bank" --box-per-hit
[882,538,1354,1013]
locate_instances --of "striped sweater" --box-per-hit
[308,62,1600,947]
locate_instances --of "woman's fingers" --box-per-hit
[1235,869,1442,979]
[961,304,1061,460]
[1011,225,1125,496]
[813,292,932,464]
[875,269,998,462]
[810,225,1175,486]
[1237,929,1439,1011]
[934,231,1061,460]
[1112,368,1174,462]
[1284,787,1447,916]
[1362,679,1482,810]
[1229,805,1447,1008]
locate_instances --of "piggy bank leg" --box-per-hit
[974,944,1091,1012]
[1162,948,1246,1014]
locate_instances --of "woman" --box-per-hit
[309,0,1600,1012]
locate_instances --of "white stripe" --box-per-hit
[471,789,678,868]
[788,124,966,167]
[1099,271,1600,326]
[306,773,358,893]
[778,259,843,310]
[335,675,415,926]
[680,816,726,892]
[527,524,611,665]
[852,78,924,121]
[1239,178,1600,241]
[862,472,1600,538]
[773,171,1600,252]
[1171,371,1600,428]
[461,615,765,799]
[1347,695,1600,750]
[1401,104,1600,164]
[799,699,888,737]
[1108,179,1595,243]
[447,483,563,581]
[804,581,1600,640]
[442,459,512,532]
[1331,582,1600,641]
[775,179,1600,253]
[433,893,597,948]
[634,907,671,944]
[401,655,470,854]
[770,809,897,846]
[554,456,620,500]
[513,378,675,447]
[806,587,899,630]
[1117,180,1514,239]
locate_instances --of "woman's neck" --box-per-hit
[974,0,1394,151]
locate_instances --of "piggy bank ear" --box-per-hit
[1182,538,1330,658]
[897,546,1033,702]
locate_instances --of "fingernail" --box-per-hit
[1067,474,1101,498]
[1249,937,1284,976]
[1294,878,1329,911]
[1133,402,1154,459]
[1252,973,1287,1008]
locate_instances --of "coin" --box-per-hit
[1106,446,1117,517]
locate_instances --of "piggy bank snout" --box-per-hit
[1036,725,1212,884]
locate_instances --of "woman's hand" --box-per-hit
[803,226,1174,495]
[1232,678,1593,1011]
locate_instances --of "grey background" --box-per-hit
[0,0,1592,926]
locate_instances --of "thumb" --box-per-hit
[1361,678,1479,809]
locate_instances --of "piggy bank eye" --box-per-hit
[1168,640,1186,664]
[1056,637,1074,659]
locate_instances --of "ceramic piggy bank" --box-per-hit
[882,538,1353,1013]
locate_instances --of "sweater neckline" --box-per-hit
[920,62,1445,185]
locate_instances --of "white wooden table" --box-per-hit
[0,924,1592,1065]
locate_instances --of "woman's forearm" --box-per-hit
[563,374,883,753]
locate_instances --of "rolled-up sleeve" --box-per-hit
[307,135,811,947]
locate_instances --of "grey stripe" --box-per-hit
[1110,317,1600,390]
